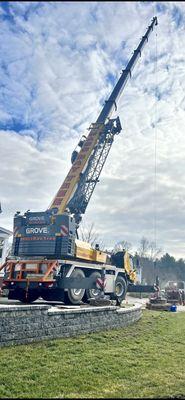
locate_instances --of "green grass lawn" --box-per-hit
[0,310,185,399]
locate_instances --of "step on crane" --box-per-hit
[1,17,158,304]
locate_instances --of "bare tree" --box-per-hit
[137,237,150,258]
[137,236,162,260]
[78,222,105,249]
[148,241,162,261]
[113,240,132,254]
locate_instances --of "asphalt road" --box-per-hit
[0,294,185,311]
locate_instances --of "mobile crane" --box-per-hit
[1,17,158,304]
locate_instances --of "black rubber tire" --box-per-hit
[115,275,127,303]
[65,269,86,305]
[85,271,101,301]
[17,289,39,304]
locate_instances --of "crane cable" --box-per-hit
[153,25,158,281]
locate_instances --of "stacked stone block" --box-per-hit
[0,304,142,347]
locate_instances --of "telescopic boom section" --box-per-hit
[49,17,158,220]
[96,16,158,124]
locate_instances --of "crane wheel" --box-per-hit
[65,269,85,305]
[85,271,101,301]
[115,275,127,303]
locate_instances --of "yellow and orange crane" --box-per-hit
[1,17,158,304]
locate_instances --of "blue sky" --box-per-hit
[0,1,185,259]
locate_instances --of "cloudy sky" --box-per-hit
[0,1,185,259]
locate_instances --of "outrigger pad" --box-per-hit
[89,298,112,306]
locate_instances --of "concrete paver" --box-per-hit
[126,295,185,312]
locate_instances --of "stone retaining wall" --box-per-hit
[0,304,142,347]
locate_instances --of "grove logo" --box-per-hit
[26,227,48,234]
